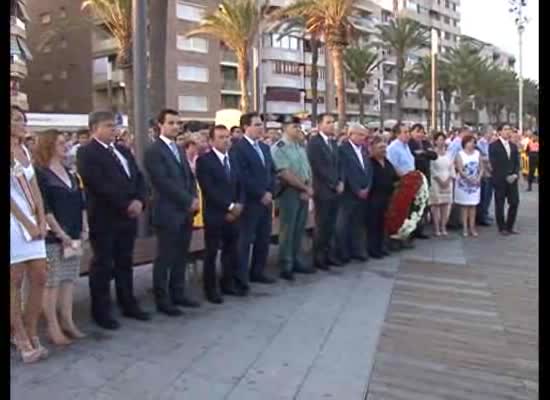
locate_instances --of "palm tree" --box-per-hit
[81,0,134,128]
[267,16,322,125]
[186,0,265,113]
[271,0,356,130]
[376,18,429,124]
[438,60,456,131]
[343,47,381,124]
[523,79,539,129]
[445,40,486,125]
[410,56,433,128]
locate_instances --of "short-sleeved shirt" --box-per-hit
[271,137,311,182]
[447,137,463,161]
[387,139,415,175]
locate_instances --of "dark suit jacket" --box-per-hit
[144,138,197,230]
[230,137,276,205]
[195,150,244,226]
[489,139,520,185]
[339,140,373,201]
[307,134,341,200]
[408,139,438,179]
[76,139,147,233]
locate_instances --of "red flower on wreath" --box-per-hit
[384,171,423,235]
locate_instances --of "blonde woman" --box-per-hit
[10,106,49,363]
[35,130,88,346]
[429,132,455,236]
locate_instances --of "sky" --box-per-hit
[460,0,538,82]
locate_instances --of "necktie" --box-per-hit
[253,142,265,165]
[169,142,181,163]
[108,145,130,177]
[223,155,231,178]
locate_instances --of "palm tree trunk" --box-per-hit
[310,38,319,127]
[237,56,250,113]
[121,65,134,136]
[426,97,432,131]
[358,87,365,124]
[395,56,405,124]
[331,46,346,131]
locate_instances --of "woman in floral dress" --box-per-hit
[454,135,484,237]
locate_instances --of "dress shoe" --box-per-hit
[368,252,384,259]
[173,297,201,308]
[315,261,330,271]
[351,255,368,262]
[250,275,276,284]
[93,317,120,330]
[381,250,390,257]
[122,307,151,321]
[499,230,510,236]
[327,257,344,267]
[221,286,244,297]
[280,271,295,281]
[507,229,520,235]
[206,294,224,304]
[294,267,316,274]
[478,221,491,227]
[157,303,183,317]
[414,232,430,240]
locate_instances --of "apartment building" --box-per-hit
[24,0,93,114]
[11,0,32,110]
[463,35,516,70]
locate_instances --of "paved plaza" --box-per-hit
[11,187,538,400]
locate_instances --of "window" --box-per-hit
[221,94,240,109]
[444,16,450,24]
[453,19,458,27]
[445,0,450,8]
[42,73,53,82]
[177,65,209,82]
[273,61,301,76]
[176,35,208,53]
[452,3,457,11]
[304,66,326,80]
[40,13,51,24]
[178,95,207,112]
[176,2,204,22]
[445,32,451,40]
[59,7,67,19]
[430,11,440,20]
[59,70,68,79]
[271,34,299,50]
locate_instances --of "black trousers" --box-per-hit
[366,196,389,255]
[493,181,519,232]
[89,223,138,320]
[203,220,239,296]
[528,153,539,188]
[334,196,366,260]
[237,203,272,283]
[313,196,339,263]
[152,221,193,304]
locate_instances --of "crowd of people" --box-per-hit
[11,104,536,364]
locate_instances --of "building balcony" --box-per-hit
[92,37,118,57]
[263,47,303,64]
[11,92,28,110]
[304,51,326,67]
[93,69,124,87]
[11,60,27,78]
[10,17,26,39]
[266,100,304,114]
[220,50,238,66]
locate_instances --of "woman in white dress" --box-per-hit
[429,133,455,236]
[11,106,49,363]
[454,134,484,238]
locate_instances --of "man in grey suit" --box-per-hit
[144,109,200,316]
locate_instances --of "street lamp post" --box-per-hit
[132,0,149,237]
[509,0,528,133]
[431,28,439,132]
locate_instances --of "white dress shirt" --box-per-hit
[318,131,331,148]
[212,147,230,169]
[94,137,131,177]
[499,137,511,158]
[350,141,365,169]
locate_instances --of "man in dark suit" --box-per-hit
[489,124,521,235]
[307,113,344,270]
[334,123,372,263]
[144,109,200,316]
[231,112,277,290]
[408,123,437,239]
[196,125,245,303]
[77,111,150,330]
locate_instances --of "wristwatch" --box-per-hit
[228,203,235,211]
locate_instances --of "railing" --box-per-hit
[222,80,240,91]
[221,50,238,64]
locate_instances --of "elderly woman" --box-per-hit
[35,130,88,346]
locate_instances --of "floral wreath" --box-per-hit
[384,171,430,241]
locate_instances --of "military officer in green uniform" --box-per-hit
[271,116,316,281]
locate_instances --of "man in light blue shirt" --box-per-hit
[387,123,415,176]
[447,127,469,161]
